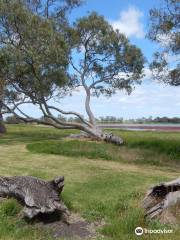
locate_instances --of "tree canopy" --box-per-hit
[148,0,180,85]
[70,13,145,125]
[0,0,145,144]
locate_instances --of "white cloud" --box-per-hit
[60,77,180,119]
[111,6,144,38]
[157,33,172,47]
[18,71,180,120]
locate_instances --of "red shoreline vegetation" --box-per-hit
[99,125,180,132]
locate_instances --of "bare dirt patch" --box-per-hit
[36,213,104,240]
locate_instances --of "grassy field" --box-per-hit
[0,124,179,240]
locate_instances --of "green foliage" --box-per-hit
[0,1,69,94]
[0,2,145,134]
[0,0,78,109]
[148,0,180,85]
[71,12,145,96]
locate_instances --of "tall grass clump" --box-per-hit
[27,140,114,160]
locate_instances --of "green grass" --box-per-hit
[118,130,180,158]
[27,130,180,168]
[0,199,52,240]
[27,140,114,160]
[0,124,78,145]
[0,124,179,240]
[0,199,21,217]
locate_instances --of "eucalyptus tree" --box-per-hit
[0,1,145,144]
[0,50,9,134]
[68,13,145,143]
[0,79,6,134]
[148,0,180,85]
[0,0,81,131]
[0,0,81,134]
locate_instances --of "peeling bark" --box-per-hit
[0,176,69,220]
[142,178,180,224]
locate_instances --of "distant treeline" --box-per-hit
[98,116,180,124]
[5,115,180,124]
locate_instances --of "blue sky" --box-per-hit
[23,0,180,119]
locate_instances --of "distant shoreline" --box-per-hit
[99,123,180,131]
[7,123,180,132]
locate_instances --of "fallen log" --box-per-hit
[68,132,124,145]
[0,176,69,220]
[142,178,180,224]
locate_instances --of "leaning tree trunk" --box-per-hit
[142,178,180,224]
[0,176,69,220]
[90,128,124,145]
[85,126,124,145]
[82,86,124,145]
[71,126,124,145]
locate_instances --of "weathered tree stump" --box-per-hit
[142,178,180,224]
[0,176,69,220]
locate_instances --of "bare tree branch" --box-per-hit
[47,105,92,127]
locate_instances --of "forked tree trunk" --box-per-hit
[142,178,180,224]
[82,85,124,145]
[0,176,69,220]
